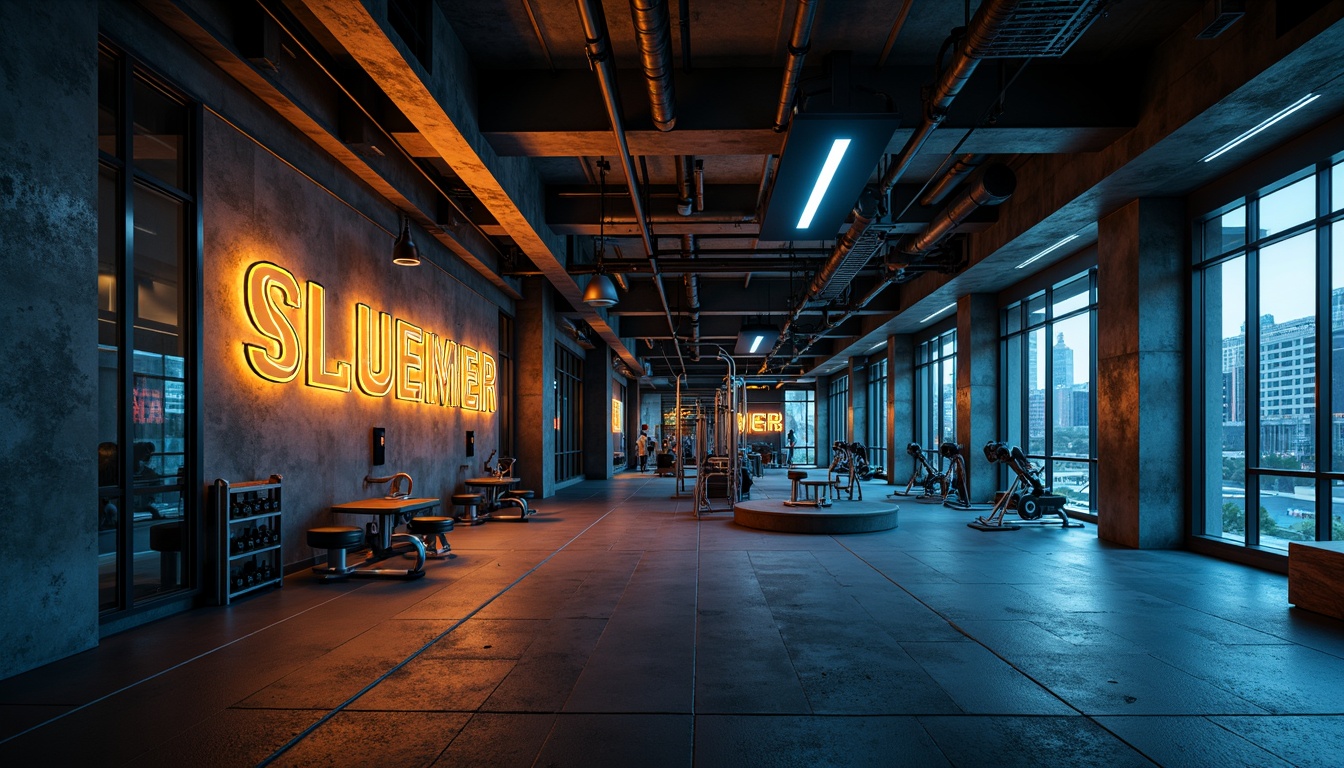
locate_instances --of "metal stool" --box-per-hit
[406,516,454,557]
[499,489,535,521]
[307,526,365,580]
[784,470,812,507]
[452,493,486,525]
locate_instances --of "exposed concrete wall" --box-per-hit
[201,114,501,568]
[0,0,99,680]
[1097,199,1186,548]
[957,294,999,503]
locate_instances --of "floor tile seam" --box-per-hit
[254,502,626,767]
[0,585,374,748]
[832,537,1088,718]
[739,549,819,717]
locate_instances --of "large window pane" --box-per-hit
[1203,256,1247,542]
[1004,334,1023,447]
[1333,222,1344,471]
[1053,274,1089,317]
[1332,480,1344,542]
[1203,206,1245,260]
[1258,232,1316,472]
[98,49,119,157]
[1052,314,1090,457]
[1259,175,1314,237]
[132,76,187,190]
[1028,327,1046,456]
[1333,162,1343,214]
[1259,474,1313,551]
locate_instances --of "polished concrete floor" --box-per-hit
[3,471,1344,766]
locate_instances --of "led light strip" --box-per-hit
[797,138,851,229]
[920,302,957,323]
[749,335,765,353]
[1200,94,1320,163]
[1016,234,1080,270]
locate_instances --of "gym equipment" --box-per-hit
[695,350,745,515]
[891,442,950,502]
[829,441,871,501]
[968,442,1081,531]
[938,442,974,509]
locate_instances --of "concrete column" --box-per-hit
[889,334,914,485]
[0,0,99,679]
[583,351,614,479]
[957,294,999,503]
[516,277,555,496]
[1097,198,1186,548]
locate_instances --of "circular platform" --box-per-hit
[733,499,899,534]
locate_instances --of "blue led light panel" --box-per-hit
[759,112,900,242]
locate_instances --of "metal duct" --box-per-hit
[919,153,986,207]
[693,159,705,212]
[773,0,819,132]
[897,163,1016,257]
[629,0,677,131]
[578,0,685,374]
[683,234,700,361]
[878,0,1021,195]
[676,155,694,215]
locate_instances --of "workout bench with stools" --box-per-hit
[452,493,486,525]
[497,489,536,520]
[406,514,454,557]
[307,526,366,581]
[784,470,832,507]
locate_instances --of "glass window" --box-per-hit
[1259,175,1314,237]
[98,46,197,614]
[498,313,514,460]
[867,357,888,469]
[915,329,956,464]
[828,374,849,449]
[1332,162,1343,213]
[784,389,816,465]
[1195,155,1341,553]
[1000,268,1098,515]
[554,344,583,481]
[1203,206,1246,260]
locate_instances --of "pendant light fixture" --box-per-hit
[583,159,619,308]
[391,213,421,267]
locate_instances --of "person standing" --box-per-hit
[636,430,650,472]
[786,429,797,466]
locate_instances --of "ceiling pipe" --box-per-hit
[578,0,685,374]
[693,159,706,212]
[897,163,1016,257]
[918,153,987,207]
[683,234,701,361]
[678,0,692,72]
[878,0,1020,196]
[760,0,1022,374]
[773,0,819,132]
[676,155,694,215]
[629,0,677,131]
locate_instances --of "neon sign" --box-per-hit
[736,412,784,433]
[241,261,496,413]
[612,399,623,433]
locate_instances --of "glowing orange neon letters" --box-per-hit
[241,261,496,413]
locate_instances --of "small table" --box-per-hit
[330,496,440,579]
[465,477,521,514]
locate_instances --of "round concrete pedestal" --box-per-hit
[733,499,899,534]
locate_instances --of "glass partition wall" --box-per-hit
[1000,270,1097,516]
[866,357,888,469]
[1195,156,1344,551]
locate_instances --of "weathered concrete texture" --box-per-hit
[516,277,554,496]
[1097,199,1187,548]
[0,0,99,680]
[889,335,914,483]
[201,114,502,570]
[957,295,999,503]
[582,353,615,479]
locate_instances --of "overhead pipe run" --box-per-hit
[683,234,701,362]
[760,0,1022,374]
[676,155,694,215]
[577,0,684,374]
[919,153,987,207]
[629,0,678,131]
[897,164,1017,257]
[773,0,819,132]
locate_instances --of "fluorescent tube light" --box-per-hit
[796,138,851,229]
[1200,94,1320,163]
[749,335,765,353]
[1016,234,1080,269]
[920,302,956,323]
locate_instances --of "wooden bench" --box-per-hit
[1288,541,1344,620]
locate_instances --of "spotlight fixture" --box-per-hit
[391,213,420,267]
[1016,234,1080,270]
[735,319,780,355]
[920,302,957,324]
[582,158,619,309]
[1200,94,1320,163]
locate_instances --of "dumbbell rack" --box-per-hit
[211,475,283,605]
